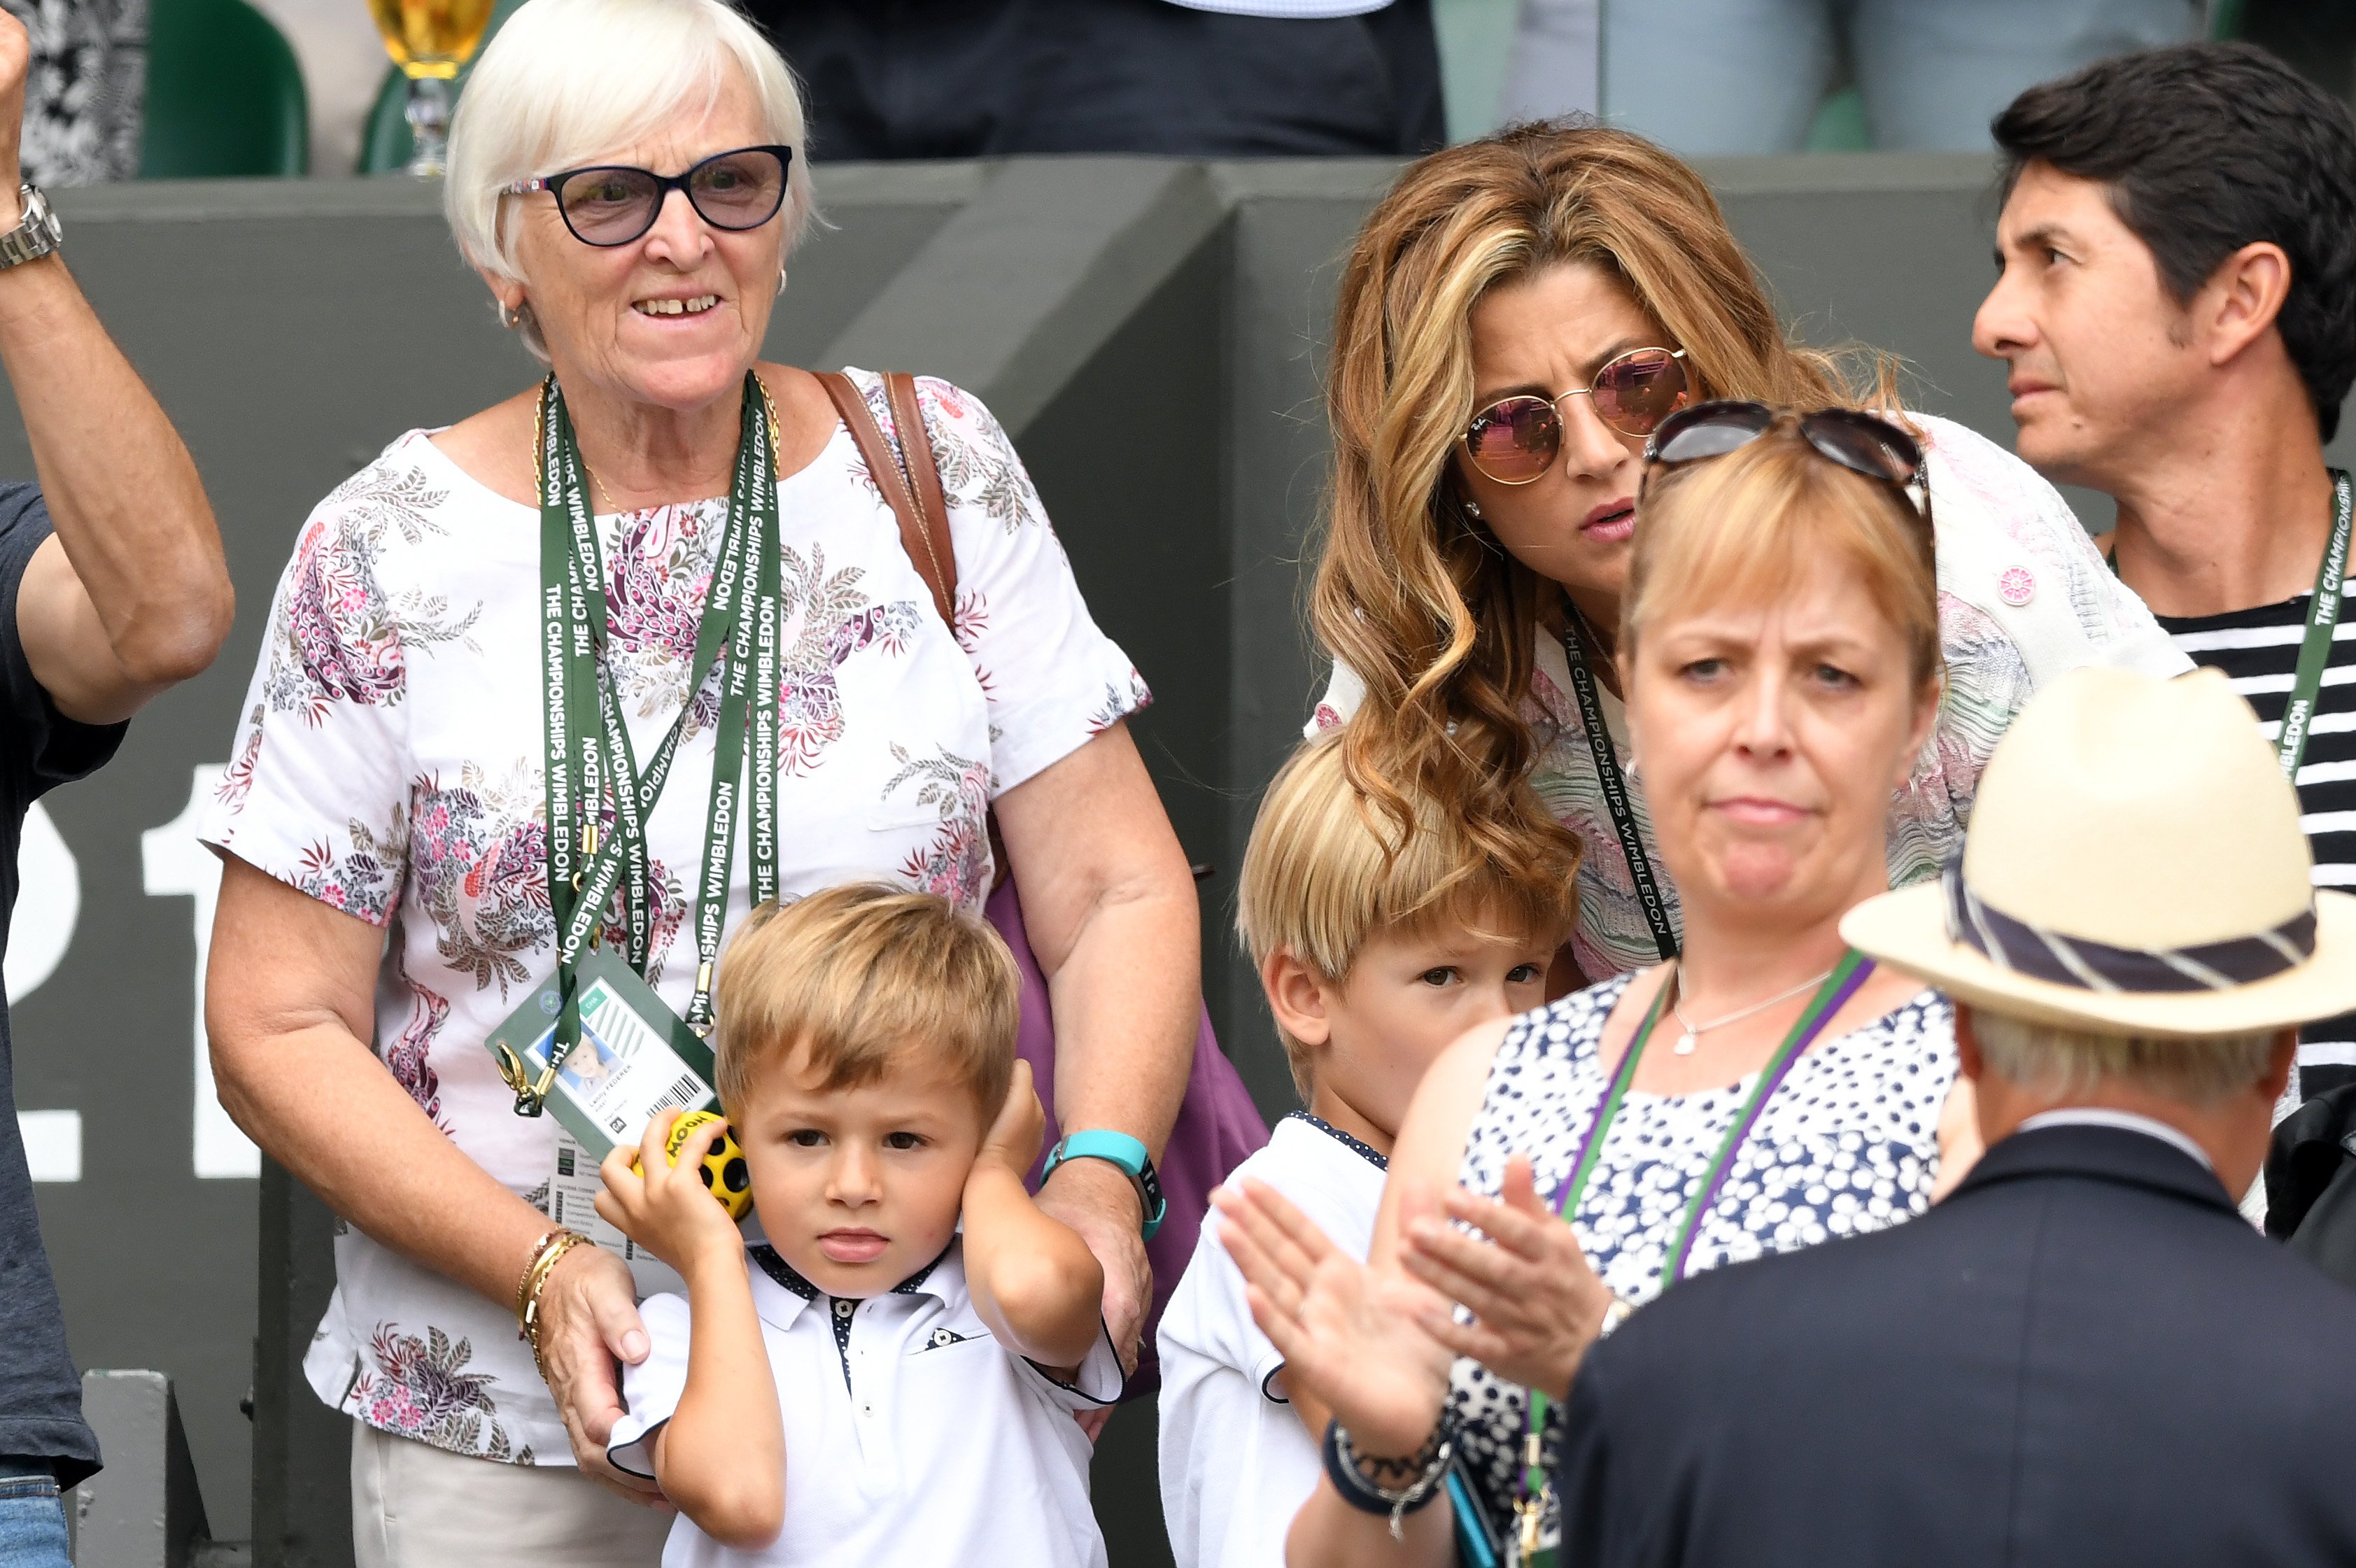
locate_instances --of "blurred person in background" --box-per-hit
[0,0,140,181]
[0,8,233,1565]
[1973,43,2356,1229]
[1499,0,1600,123]
[752,0,1444,159]
[1602,0,2196,155]
[199,0,1199,1561]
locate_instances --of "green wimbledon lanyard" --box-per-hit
[509,372,783,1116]
[2109,468,2350,783]
[1508,951,1876,1564]
[2276,470,2353,782]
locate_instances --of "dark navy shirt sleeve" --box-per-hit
[0,481,118,1485]
[0,483,128,798]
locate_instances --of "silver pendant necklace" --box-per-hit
[1669,963,1839,1056]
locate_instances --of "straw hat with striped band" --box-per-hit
[1840,665,2356,1038]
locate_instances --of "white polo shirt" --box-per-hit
[610,1238,1123,1567]
[1157,1113,1389,1568]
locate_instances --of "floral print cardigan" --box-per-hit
[199,372,1149,1464]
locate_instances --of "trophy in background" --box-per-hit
[366,0,495,176]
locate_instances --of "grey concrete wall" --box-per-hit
[22,151,2346,1560]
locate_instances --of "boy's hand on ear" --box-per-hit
[975,1059,1047,1181]
[598,1111,745,1273]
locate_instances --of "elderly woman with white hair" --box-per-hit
[197,0,1201,1561]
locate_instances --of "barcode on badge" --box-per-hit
[649,1073,706,1118]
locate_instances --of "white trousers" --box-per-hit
[350,1422,675,1568]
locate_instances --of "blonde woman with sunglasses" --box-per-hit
[1309,120,2187,991]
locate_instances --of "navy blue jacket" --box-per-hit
[1554,1123,2356,1567]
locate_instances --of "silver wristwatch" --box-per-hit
[0,185,62,270]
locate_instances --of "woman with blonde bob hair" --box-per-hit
[1309,120,2186,989]
[1223,414,1977,1564]
[197,0,1201,1560]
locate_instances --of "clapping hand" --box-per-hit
[1213,1178,1456,1457]
[1398,1154,1614,1400]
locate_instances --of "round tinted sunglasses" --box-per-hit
[1460,346,1691,485]
[1643,400,1929,520]
[502,144,795,248]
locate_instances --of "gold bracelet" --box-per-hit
[517,1229,588,1377]
[515,1228,563,1323]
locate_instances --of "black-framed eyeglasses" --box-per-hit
[1642,400,1930,522]
[502,144,794,247]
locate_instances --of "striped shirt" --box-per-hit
[2157,576,2356,1098]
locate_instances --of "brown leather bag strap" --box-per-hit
[815,369,957,628]
[885,372,958,606]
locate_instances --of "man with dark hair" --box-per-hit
[1973,41,2356,1141]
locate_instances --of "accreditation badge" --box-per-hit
[484,949,731,1294]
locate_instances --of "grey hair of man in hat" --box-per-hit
[1842,665,2356,1208]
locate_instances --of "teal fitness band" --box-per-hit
[1041,1130,1167,1241]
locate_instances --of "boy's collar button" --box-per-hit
[834,1299,855,1316]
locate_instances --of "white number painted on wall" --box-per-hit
[142,765,258,1178]
[6,801,77,1002]
[10,802,82,1180]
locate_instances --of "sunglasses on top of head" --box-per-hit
[1642,400,1930,522]
[1458,346,1692,485]
[502,144,795,248]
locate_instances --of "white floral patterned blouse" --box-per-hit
[1315,414,2191,982]
[197,370,1149,1467]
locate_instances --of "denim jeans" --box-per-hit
[0,1460,68,1568]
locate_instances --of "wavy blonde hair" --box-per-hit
[1625,423,1942,691]
[1311,120,1896,865]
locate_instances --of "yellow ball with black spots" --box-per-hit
[639,1110,753,1221]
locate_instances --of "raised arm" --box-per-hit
[992,721,1199,1364]
[961,1061,1105,1371]
[0,14,229,723]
